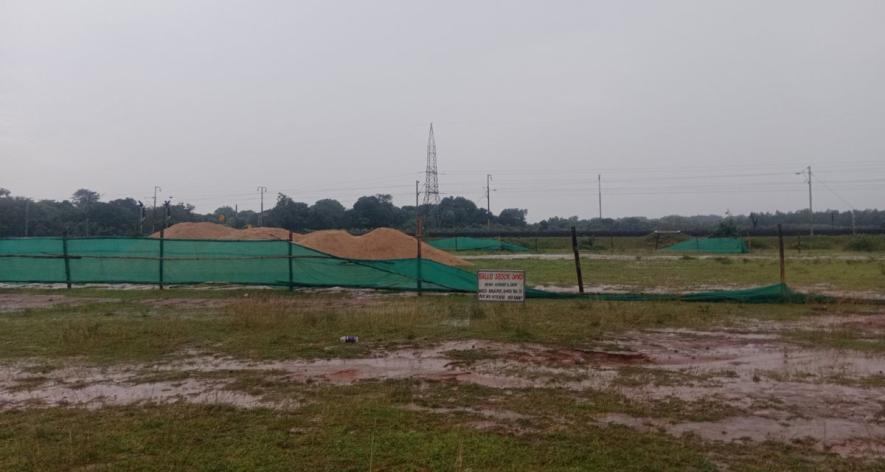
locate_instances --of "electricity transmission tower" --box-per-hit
[422,123,440,206]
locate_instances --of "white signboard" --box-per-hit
[477,270,526,302]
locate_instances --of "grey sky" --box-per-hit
[2,0,883,222]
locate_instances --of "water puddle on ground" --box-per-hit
[1,325,884,456]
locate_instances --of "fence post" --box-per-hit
[159,228,165,290]
[288,231,294,292]
[416,217,423,296]
[778,224,786,286]
[570,226,584,294]
[62,231,72,289]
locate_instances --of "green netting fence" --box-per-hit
[428,237,529,252]
[663,237,749,254]
[0,237,821,303]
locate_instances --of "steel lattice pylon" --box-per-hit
[422,123,440,206]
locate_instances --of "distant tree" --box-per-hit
[349,194,402,229]
[0,188,10,198]
[498,208,528,227]
[71,189,100,207]
[436,196,486,228]
[712,218,740,237]
[308,199,346,229]
[213,206,238,225]
[268,193,310,230]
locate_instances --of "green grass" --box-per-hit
[0,380,879,471]
[470,257,885,291]
[1,289,884,470]
[498,234,885,255]
[0,290,835,363]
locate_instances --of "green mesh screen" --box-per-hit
[663,237,749,254]
[429,237,528,252]
[0,237,817,303]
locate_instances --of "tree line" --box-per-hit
[0,187,882,237]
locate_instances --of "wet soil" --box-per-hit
[1,319,884,456]
[0,294,114,313]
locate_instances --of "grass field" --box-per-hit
[1,288,884,470]
[470,255,885,293]
[494,234,885,255]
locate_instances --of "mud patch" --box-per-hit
[401,403,535,435]
[598,413,885,457]
[0,294,114,313]
[2,329,885,457]
[141,298,231,310]
[0,364,280,410]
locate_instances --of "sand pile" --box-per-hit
[152,223,469,267]
[152,222,294,240]
[237,227,293,240]
[295,228,470,267]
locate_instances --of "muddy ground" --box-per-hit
[2,307,884,458]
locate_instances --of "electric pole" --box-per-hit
[597,174,602,220]
[152,186,161,233]
[23,199,29,237]
[796,166,813,236]
[485,174,493,230]
[257,186,267,226]
[163,200,171,231]
[415,180,420,234]
[137,201,145,236]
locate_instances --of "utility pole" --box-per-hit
[795,167,814,236]
[137,201,145,236]
[23,199,29,237]
[152,186,161,233]
[597,174,602,220]
[415,179,421,234]
[257,186,267,226]
[804,166,813,236]
[163,200,172,230]
[485,174,493,230]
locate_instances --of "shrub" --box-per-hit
[845,236,884,252]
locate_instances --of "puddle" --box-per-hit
[0,367,276,410]
[1,326,884,456]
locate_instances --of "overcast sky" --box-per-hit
[2,0,883,222]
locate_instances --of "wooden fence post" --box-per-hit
[416,217,423,296]
[288,231,294,292]
[778,224,786,285]
[571,226,584,294]
[62,231,72,289]
[159,228,165,290]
